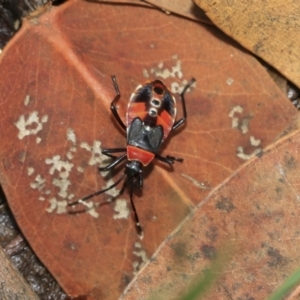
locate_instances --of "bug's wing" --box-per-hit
[127,117,163,153]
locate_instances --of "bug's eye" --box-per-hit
[151,99,160,107]
[153,86,164,95]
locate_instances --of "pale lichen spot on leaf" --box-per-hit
[250,136,261,147]
[229,105,251,134]
[27,167,34,176]
[226,77,234,85]
[30,174,46,191]
[80,141,106,166]
[76,200,99,218]
[113,199,130,220]
[67,128,76,145]
[237,145,262,160]
[24,95,30,106]
[229,105,243,129]
[142,55,196,94]
[46,198,67,214]
[66,152,73,160]
[45,155,74,175]
[102,178,121,197]
[15,111,48,140]
[132,242,149,275]
[77,166,84,173]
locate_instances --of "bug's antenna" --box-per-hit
[129,184,143,239]
[68,173,127,207]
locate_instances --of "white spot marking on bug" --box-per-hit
[24,95,30,106]
[250,136,261,147]
[149,43,155,49]
[77,166,84,173]
[36,137,41,144]
[113,199,130,219]
[27,167,34,176]
[68,194,75,200]
[133,242,149,274]
[172,54,178,60]
[226,77,234,85]
[237,146,262,160]
[45,190,51,195]
[39,196,45,201]
[152,216,157,221]
[46,198,67,214]
[15,111,48,140]
[30,174,46,191]
[181,174,211,190]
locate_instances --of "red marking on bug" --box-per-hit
[68,76,196,238]
[127,145,155,166]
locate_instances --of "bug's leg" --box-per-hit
[102,147,127,159]
[129,184,143,238]
[67,174,126,207]
[172,78,196,130]
[155,154,183,165]
[110,75,126,131]
[99,153,127,172]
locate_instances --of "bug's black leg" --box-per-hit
[155,154,183,165]
[172,78,196,130]
[67,174,126,207]
[102,147,127,159]
[99,153,127,172]
[110,75,126,131]
[129,185,143,238]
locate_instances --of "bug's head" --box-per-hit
[125,160,143,189]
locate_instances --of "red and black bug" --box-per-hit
[68,76,196,237]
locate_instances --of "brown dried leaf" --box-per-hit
[195,0,300,88]
[121,128,300,300]
[143,0,211,23]
[0,0,296,299]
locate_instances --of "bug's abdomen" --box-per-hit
[126,80,177,141]
[127,145,155,166]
